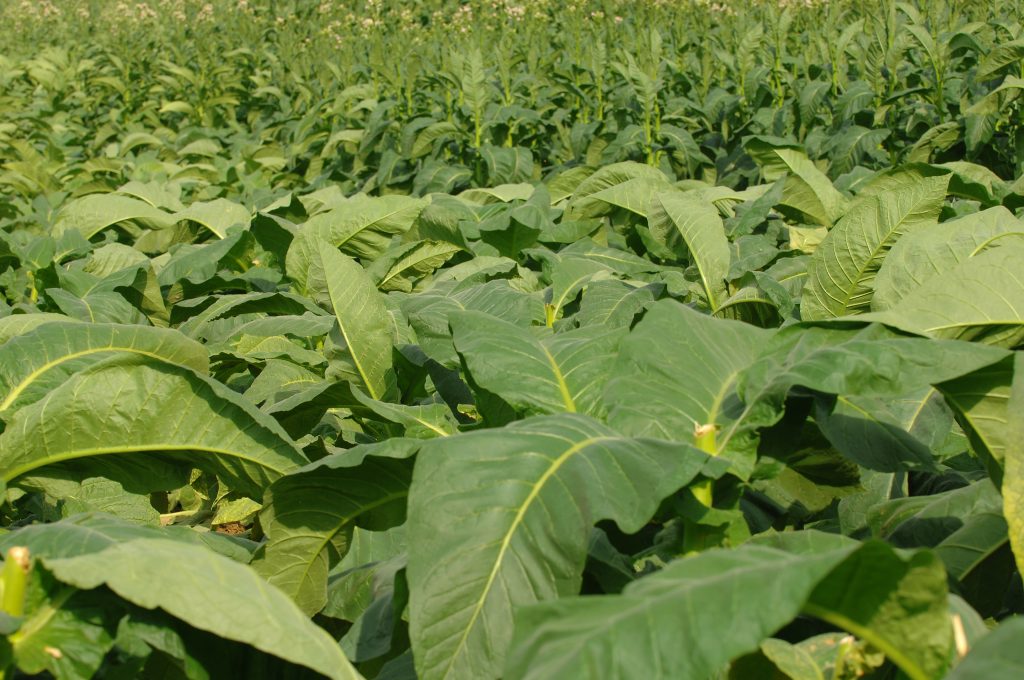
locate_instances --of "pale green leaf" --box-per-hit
[802,172,949,320]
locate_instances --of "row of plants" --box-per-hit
[2,0,1023,229]
[1,147,1023,677]
[1,0,1023,678]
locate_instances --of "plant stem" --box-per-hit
[691,423,717,507]
[1,547,30,618]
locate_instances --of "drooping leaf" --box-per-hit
[745,141,848,226]
[41,538,361,680]
[647,191,730,310]
[406,414,711,680]
[256,455,414,616]
[506,538,950,680]
[51,194,176,239]
[305,239,395,400]
[862,241,1024,347]
[451,311,623,417]
[605,299,771,477]
[0,322,208,415]
[0,358,306,498]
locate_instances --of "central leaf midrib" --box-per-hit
[539,343,577,413]
[2,443,291,484]
[1,345,198,412]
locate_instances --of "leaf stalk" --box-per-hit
[1,547,30,618]
[691,423,717,507]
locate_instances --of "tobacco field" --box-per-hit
[2,0,1024,677]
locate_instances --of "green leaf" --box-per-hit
[1004,353,1024,575]
[801,543,950,680]
[872,206,1024,311]
[938,354,1016,484]
[286,194,428,288]
[741,324,1009,406]
[83,243,150,277]
[581,176,674,217]
[647,191,730,310]
[451,311,622,417]
[771,149,848,226]
[175,291,326,339]
[814,388,953,472]
[407,414,711,680]
[245,359,320,405]
[574,280,660,329]
[353,391,459,438]
[256,455,413,616]
[801,171,949,320]
[546,258,614,324]
[868,480,1001,547]
[174,198,251,238]
[307,239,395,401]
[0,512,254,564]
[410,121,460,158]
[862,241,1024,347]
[41,538,361,680]
[757,638,825,680]
[459,184,534,204]
[0,313,81,345]
[58,477,161,525]
[0,358,307,498]
[480,145,534,185]
[45,288,146,325]
[506,538,949,680]
[51,194,175,239]
[976,38,1024,80]
[10,587,117,679]
[324,527,407,622]
[745,141,848,226]
[402,280,544,367]
[605,299,772,477]
[367,240,462,292]
[738,324,1008,479]
[155,230,252,286]
[0,322,208,415]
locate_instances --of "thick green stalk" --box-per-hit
[691,423,717,507]
[680,423,721,555]
[1,547,30,618]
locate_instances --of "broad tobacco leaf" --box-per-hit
[406,414,711,680]
[507,536,951,680]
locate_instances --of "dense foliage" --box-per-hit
[2,0,1024,678]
